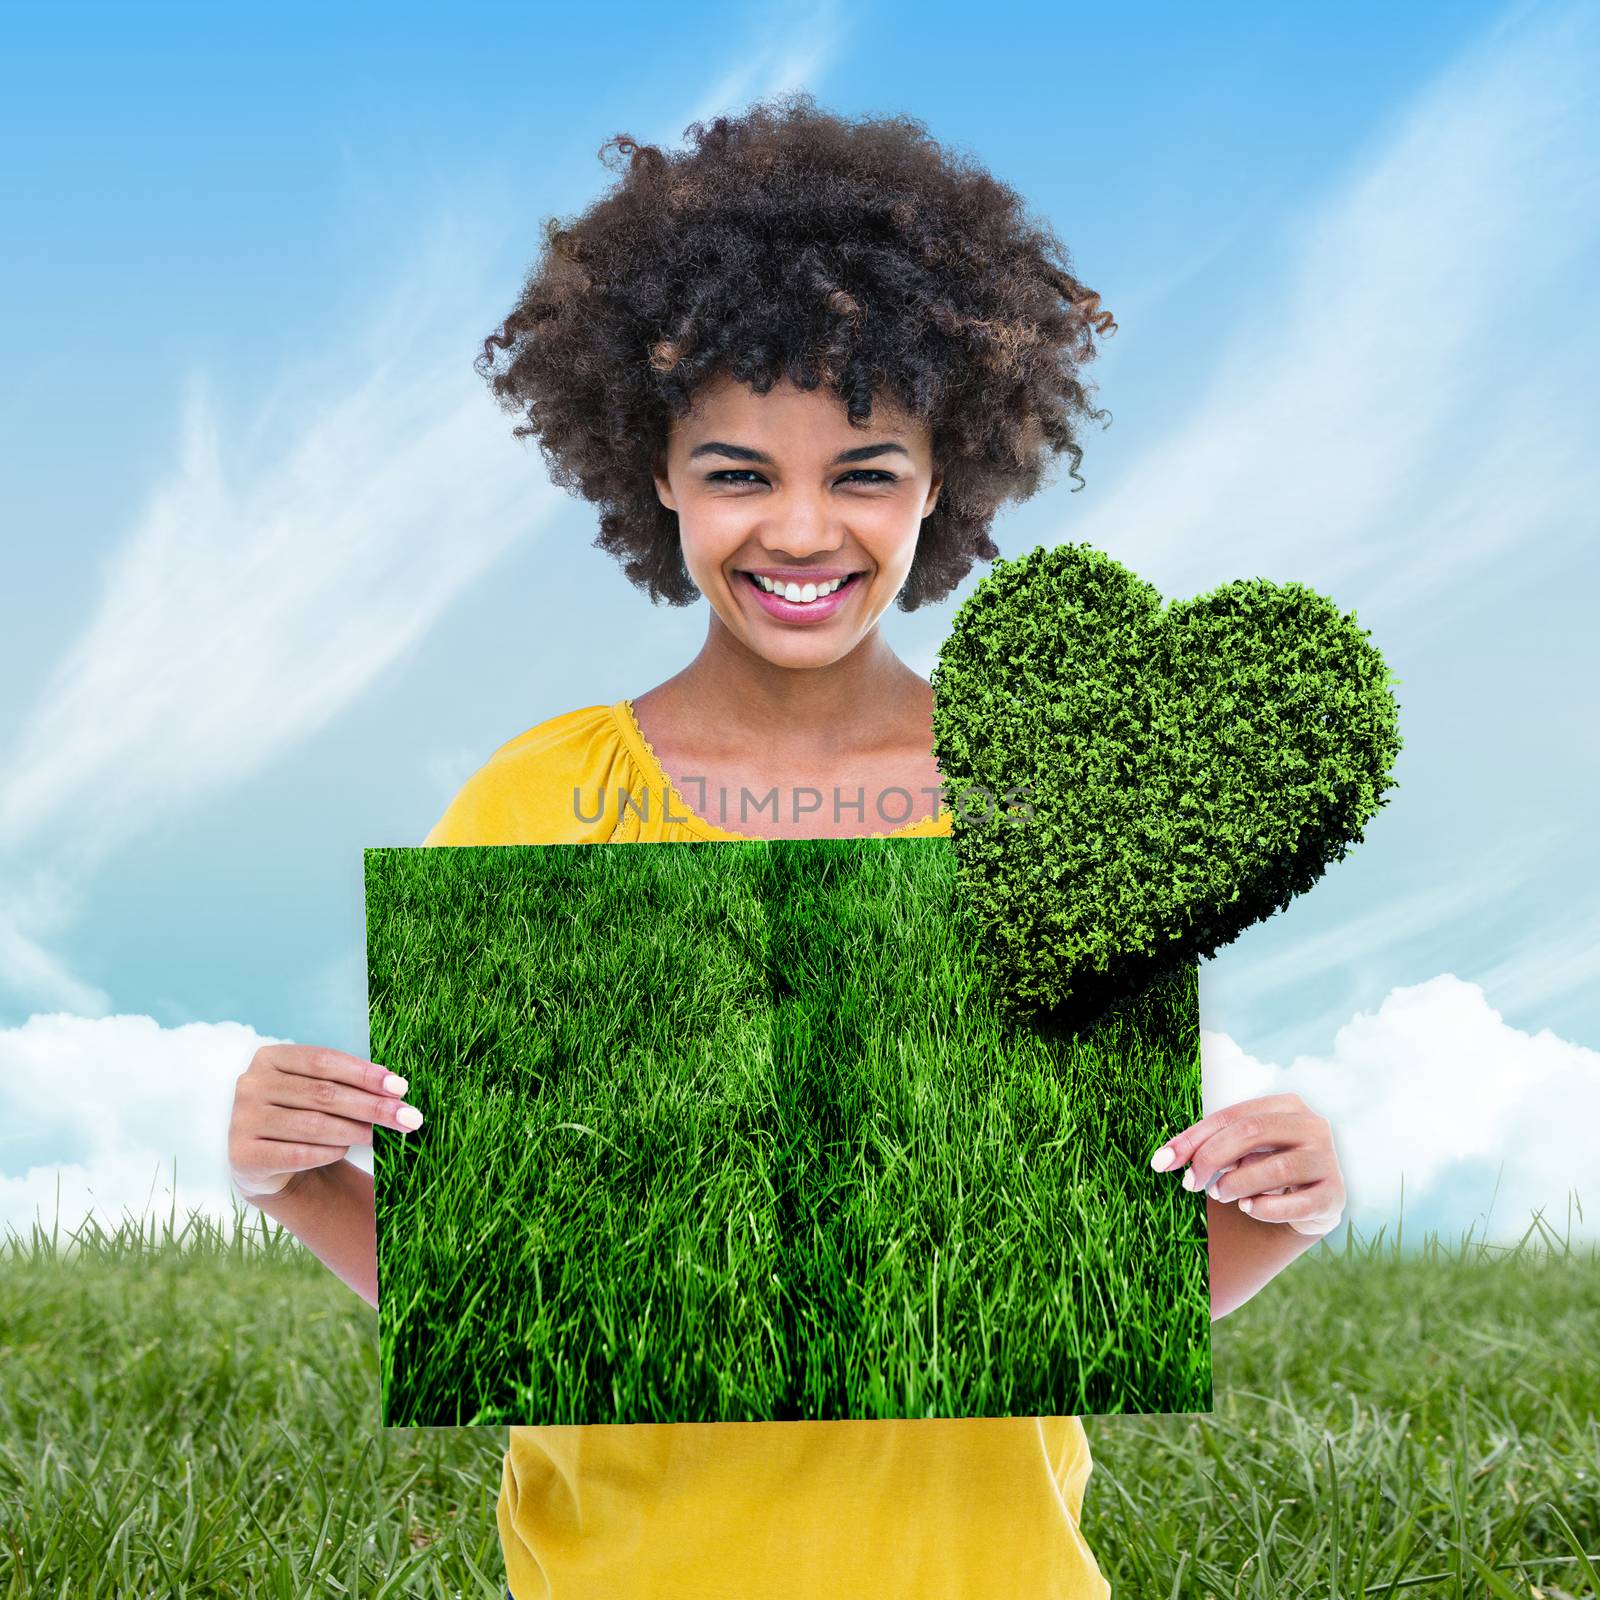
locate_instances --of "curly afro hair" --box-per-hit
[475,91,1116,611]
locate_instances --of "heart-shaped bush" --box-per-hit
[929,542,1403,1026]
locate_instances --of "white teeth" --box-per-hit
[754,574,849,602]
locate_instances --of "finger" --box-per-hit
[1182,1111,1323,1192]
[1149,1095,1305,1174]
[1206,1147,1300,1200]
[1209,1147,1321,1203]
[261,1043,410,1099]
[235,1136,351,1175]
[1236,1182,1341,1228]
[258,1066,423,1132]
[264,1106,403,1148]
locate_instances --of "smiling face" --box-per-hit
[652,373,942,669]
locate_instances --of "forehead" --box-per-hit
[673,373,921,445]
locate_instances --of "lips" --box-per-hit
[740,569,862,622]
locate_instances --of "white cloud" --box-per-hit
[0,1013,280,1246]
[9,976,1594,1250]
[1201,973,1600,1244]
[0,1009,379,1247]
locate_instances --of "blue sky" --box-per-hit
[2,0,1596,1250]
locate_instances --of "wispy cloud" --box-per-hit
[0,209,565,1013]
[1209,819,1559,1004]
[0,861,108,1019]
[0,3,853,1023]
[1073,0,1600,637]
[663,0,845,141]
[0,213,559,867]
[0,916,109,1019]
[1470,908,1600,1018]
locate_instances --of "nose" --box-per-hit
[755,485,844,558]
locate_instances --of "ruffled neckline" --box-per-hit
[610,698,950,842]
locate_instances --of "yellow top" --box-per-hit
[423,699,1110,1600]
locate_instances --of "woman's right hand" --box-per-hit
[228,1044,424,1200]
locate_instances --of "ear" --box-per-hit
[652,450,677,514]
[922,468,942,521]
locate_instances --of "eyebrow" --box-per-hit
[687,440,912,467]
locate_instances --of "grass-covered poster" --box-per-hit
[365,834,1211,1429]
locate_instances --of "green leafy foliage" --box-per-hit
[930,542,1403,1025]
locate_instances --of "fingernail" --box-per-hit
[396,1105,424,1130]
[382,1073,408,1096]
[1149,1146,1175,1172]
[1240,1198,1254,1214]
[1181,1167,1199,1191]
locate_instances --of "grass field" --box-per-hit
[364,836,1209,1427]
[2,1195,1595,1598]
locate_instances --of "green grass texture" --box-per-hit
[363,837,1210,1427]
[4,1194,1595,1599]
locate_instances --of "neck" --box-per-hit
[656,612,923,762]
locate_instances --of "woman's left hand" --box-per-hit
[1151,1092,1346,1236]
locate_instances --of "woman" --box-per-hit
[228,94,1347,1598]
